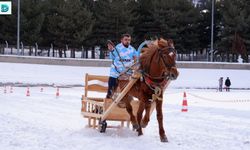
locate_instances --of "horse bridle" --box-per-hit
[141,46,176,98]
[142,46,176,81]
[159,47,176,70]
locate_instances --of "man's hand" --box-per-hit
[107,43,114,51]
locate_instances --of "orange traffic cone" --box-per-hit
[26,87,30,96]
[56,87,60,97]
[181,92,188,112]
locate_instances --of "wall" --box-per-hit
[1,55,250,70]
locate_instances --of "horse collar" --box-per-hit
[144,75,168,91]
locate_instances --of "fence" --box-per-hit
[0,43,109,59]
[1,55,250,70]
[176,51,250,62]
[1,42,250,62]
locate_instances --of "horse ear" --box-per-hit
[167,39,174,47]
[152,40,158,46]
[158,38,168,48]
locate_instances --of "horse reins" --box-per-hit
[142,47,176,81]
[108,40,126,74]
[141,46,176,96]
[112,41,176,101]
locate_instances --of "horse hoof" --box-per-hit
[99,120,107,133]
[140,120,148,128]
[132,124,139,130]
[136,129,143,136]
[138,132,143,136]
[160,136,168,142]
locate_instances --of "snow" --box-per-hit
[0,62,250,89]
[0,62,250,150]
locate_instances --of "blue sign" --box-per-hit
[1,4,9,12]
[0,1,11,15]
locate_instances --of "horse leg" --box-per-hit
[136,101,145,136]
[156,100,168,142]
[124,95,139,130]
[140,102,151,128]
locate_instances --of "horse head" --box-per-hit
[140,38,179,89]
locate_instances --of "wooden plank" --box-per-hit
[102,99,140,121]
[101,77,139,122]
[88,118,91,127]
[84,73,109,97]
[127,121,130,128]
[86,97,106,101]
[87,85,107,93]
[87,74,109,82]
[93,119,96,128]
[81,99,86,112]
[85,73,89,97]
[82,99,104,107]
[81,112,102,118]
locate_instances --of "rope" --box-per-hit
[108,40,126,69]
[188,92,250,103]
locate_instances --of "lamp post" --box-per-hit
[17,0,20,55]
[210,0,214,61]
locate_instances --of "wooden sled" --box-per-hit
[81,73,156,131]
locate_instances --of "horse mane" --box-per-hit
[139,38,170,71]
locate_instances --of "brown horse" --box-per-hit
[115,38,179,142]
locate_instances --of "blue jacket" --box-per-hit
[109,43,138,78]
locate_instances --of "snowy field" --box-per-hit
[0,62,250,150]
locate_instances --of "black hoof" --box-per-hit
[99,120,107,133]
[138,132,143,136]
[160,135,168,142]
[132,124,139,130]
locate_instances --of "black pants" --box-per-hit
[106,77,118,98]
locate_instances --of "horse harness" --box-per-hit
[141,47,176,101]
[114,45,176,101]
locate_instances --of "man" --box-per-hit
[218,77,223,92]
[225,77,231,92]
[106,33,138,98]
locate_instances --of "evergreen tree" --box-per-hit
[174,0,200,52]
[46,0,94,48]
[241,0,250,61]
[20,0,45,45]
[196,0,211,51]
[0,2,17,45]
[218,0,248,61]
[85,0,136,47]
[133,0,160,45]
[153,0,178,39]
[195,0,223,58]
[39,0,60,46]
[153,0,200,53]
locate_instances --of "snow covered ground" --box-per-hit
[1,62,250,89]
[0,62,250,150]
